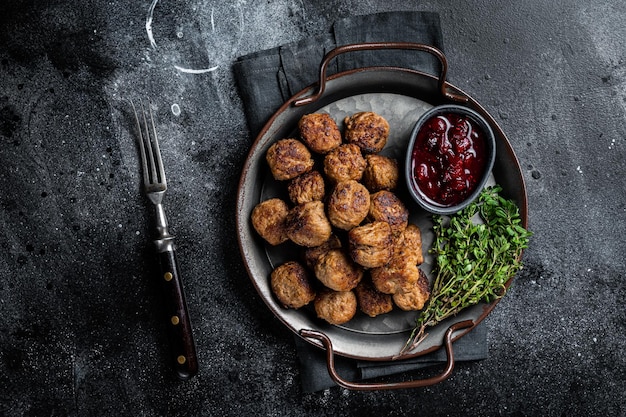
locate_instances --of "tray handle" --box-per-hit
[299,320,474,391]
[293,42,468,107]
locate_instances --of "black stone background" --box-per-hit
[1,1,625,416]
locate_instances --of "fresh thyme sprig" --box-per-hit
[400,185,532,355]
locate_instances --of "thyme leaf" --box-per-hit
[400,185,532,355]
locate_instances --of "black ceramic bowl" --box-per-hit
[405,104,496,215]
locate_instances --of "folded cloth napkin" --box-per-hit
[233,11,489,393]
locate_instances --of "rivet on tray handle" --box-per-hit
[293,42,468,107]
[299,319,475,391]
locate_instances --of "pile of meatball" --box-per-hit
[251,111,430,326]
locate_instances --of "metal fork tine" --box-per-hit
[132,99,167,188]
[140,100,159,185]
[146,102,166,186]
[131,99,150,186]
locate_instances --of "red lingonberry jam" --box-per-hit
[410,112,487,207]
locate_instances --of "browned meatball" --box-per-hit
[370,262,420,295]
[343,111,390,154]
[323,143,366,183]
[392,268,430,311]
[287,170,325,205]
[250,198,289,246]
[327,180,370,231]
[354,279,393,317]
[388,224,423,268]
[298,113,342,154]
[314,289,357,325]
[348,221,394,268]
[362,154,399,192]
[371,223,424,295]
[271,261,317,309]
[285,201,332,247]
[368,190,409,237]
[302,234,342,270]
[314,249,363,291]
[266,138,314,181]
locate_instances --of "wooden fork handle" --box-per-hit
[157,247,199,380]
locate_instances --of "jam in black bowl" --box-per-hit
[405,104,496,215]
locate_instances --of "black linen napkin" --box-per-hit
[233,11,489,393]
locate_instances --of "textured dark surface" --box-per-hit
[1,1,625,416]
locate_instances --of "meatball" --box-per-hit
[327,180,370,231]
[314,289,357,325]
[343,111,390,154]
[271,261,316,309]
[348,221,394,268]
[285,201,332,247]
[370,262,420,295]
[371,223,424,294]
[266,138,314,181]
[298,113,342,154]
[250,198,289,246]
[354,279,393,317]
[392,268,430,311]
[302,234,342,270]
[323,143,367,183]
[362,154,399,192]
[389,224,423,268]
[368,190,409,237]
[287,170,325,205]
[314,248,363,291]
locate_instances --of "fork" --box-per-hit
[131,100,198,380]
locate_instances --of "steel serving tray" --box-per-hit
[236,43,528,389]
